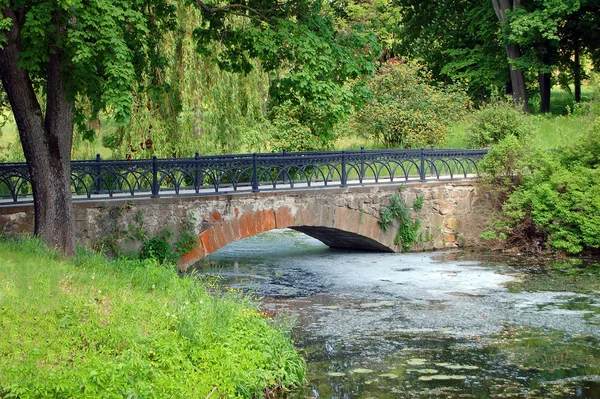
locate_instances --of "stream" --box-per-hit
[192,229,600,399]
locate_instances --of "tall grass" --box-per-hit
[548,84,594,115]
[529,114,594,149]
[0,238,305,398]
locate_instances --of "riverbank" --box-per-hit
[0,238,305,398]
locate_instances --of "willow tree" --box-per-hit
[110,1,272,159]
[0,0,377,255]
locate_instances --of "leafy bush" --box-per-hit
[355,60,471,148]
[481,119,600,254]
[0,238,305,398]
[139,221,197,264]
[139,235,175,263]
[477,134,532,197]
[465,99,533,148]
[266,104,330,151]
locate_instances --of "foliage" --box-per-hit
[0,238,305,398]
[378,191,424,251]
[507,0,600,94]
[443,85,598,149]
[481,117,600,254]
[105,2,273,158]
[327,0,403,60]
[478,134,532,197]
[396,0,600,112]
[355,61,471,148]
[465,99,534,148]
[396,0,508,101]
[139,231,175,264]
[0,0,176,133]
[173,218,198,258]
[266,104,331,151]
[25,0,378,159]
[194,1,379,148]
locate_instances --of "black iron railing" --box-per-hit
[0,148,488,203]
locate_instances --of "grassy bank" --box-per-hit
[0,238,305,398]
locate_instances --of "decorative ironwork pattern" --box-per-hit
[0,148,488,203]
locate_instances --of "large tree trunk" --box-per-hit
[0,7,75,255]
[492,0,530,113]
[506,43,530,112]
[538,71,551,113]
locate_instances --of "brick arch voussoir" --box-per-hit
[178,207,296,270]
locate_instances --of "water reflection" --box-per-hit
[192,229,600,399]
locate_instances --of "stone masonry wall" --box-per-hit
[0,181,495,270]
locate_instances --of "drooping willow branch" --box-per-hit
[194,0,275,18]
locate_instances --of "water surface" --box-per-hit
[194,229,600,399]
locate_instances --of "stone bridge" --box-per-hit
[0,180,494,271]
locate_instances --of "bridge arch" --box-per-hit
[178,205,395,269]
[0,181,492,270]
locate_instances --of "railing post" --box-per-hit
[360,146,365,184]
[194,152,200,193]
[94,153,102,194]
[282,149,287,184]
[341,151,347,187]
[430,146,436,177]
[419,148,426,182]
[151,156,159,198]
[252,153,259,192]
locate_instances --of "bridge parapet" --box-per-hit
[0,148,487,203]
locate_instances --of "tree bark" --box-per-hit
[538,71,551,113]
[491,0,530,112]
[574,42,581,103]
[506,43,530,112]
[0,7,76,255]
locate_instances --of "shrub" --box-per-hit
[355,60,471,148]
[477,134,532,197]
[465,99,533,148]
[481,119,600,254]
[139,235,175,263]
[267,104,330,151]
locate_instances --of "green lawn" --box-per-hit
[0,238,305,398]
[548,84,595,115]
[441,85,597,150]
[0,115,18,145]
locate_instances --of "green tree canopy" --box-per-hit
[397,0,509,102]
[397,0,600,112]
[194,0,379,146]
